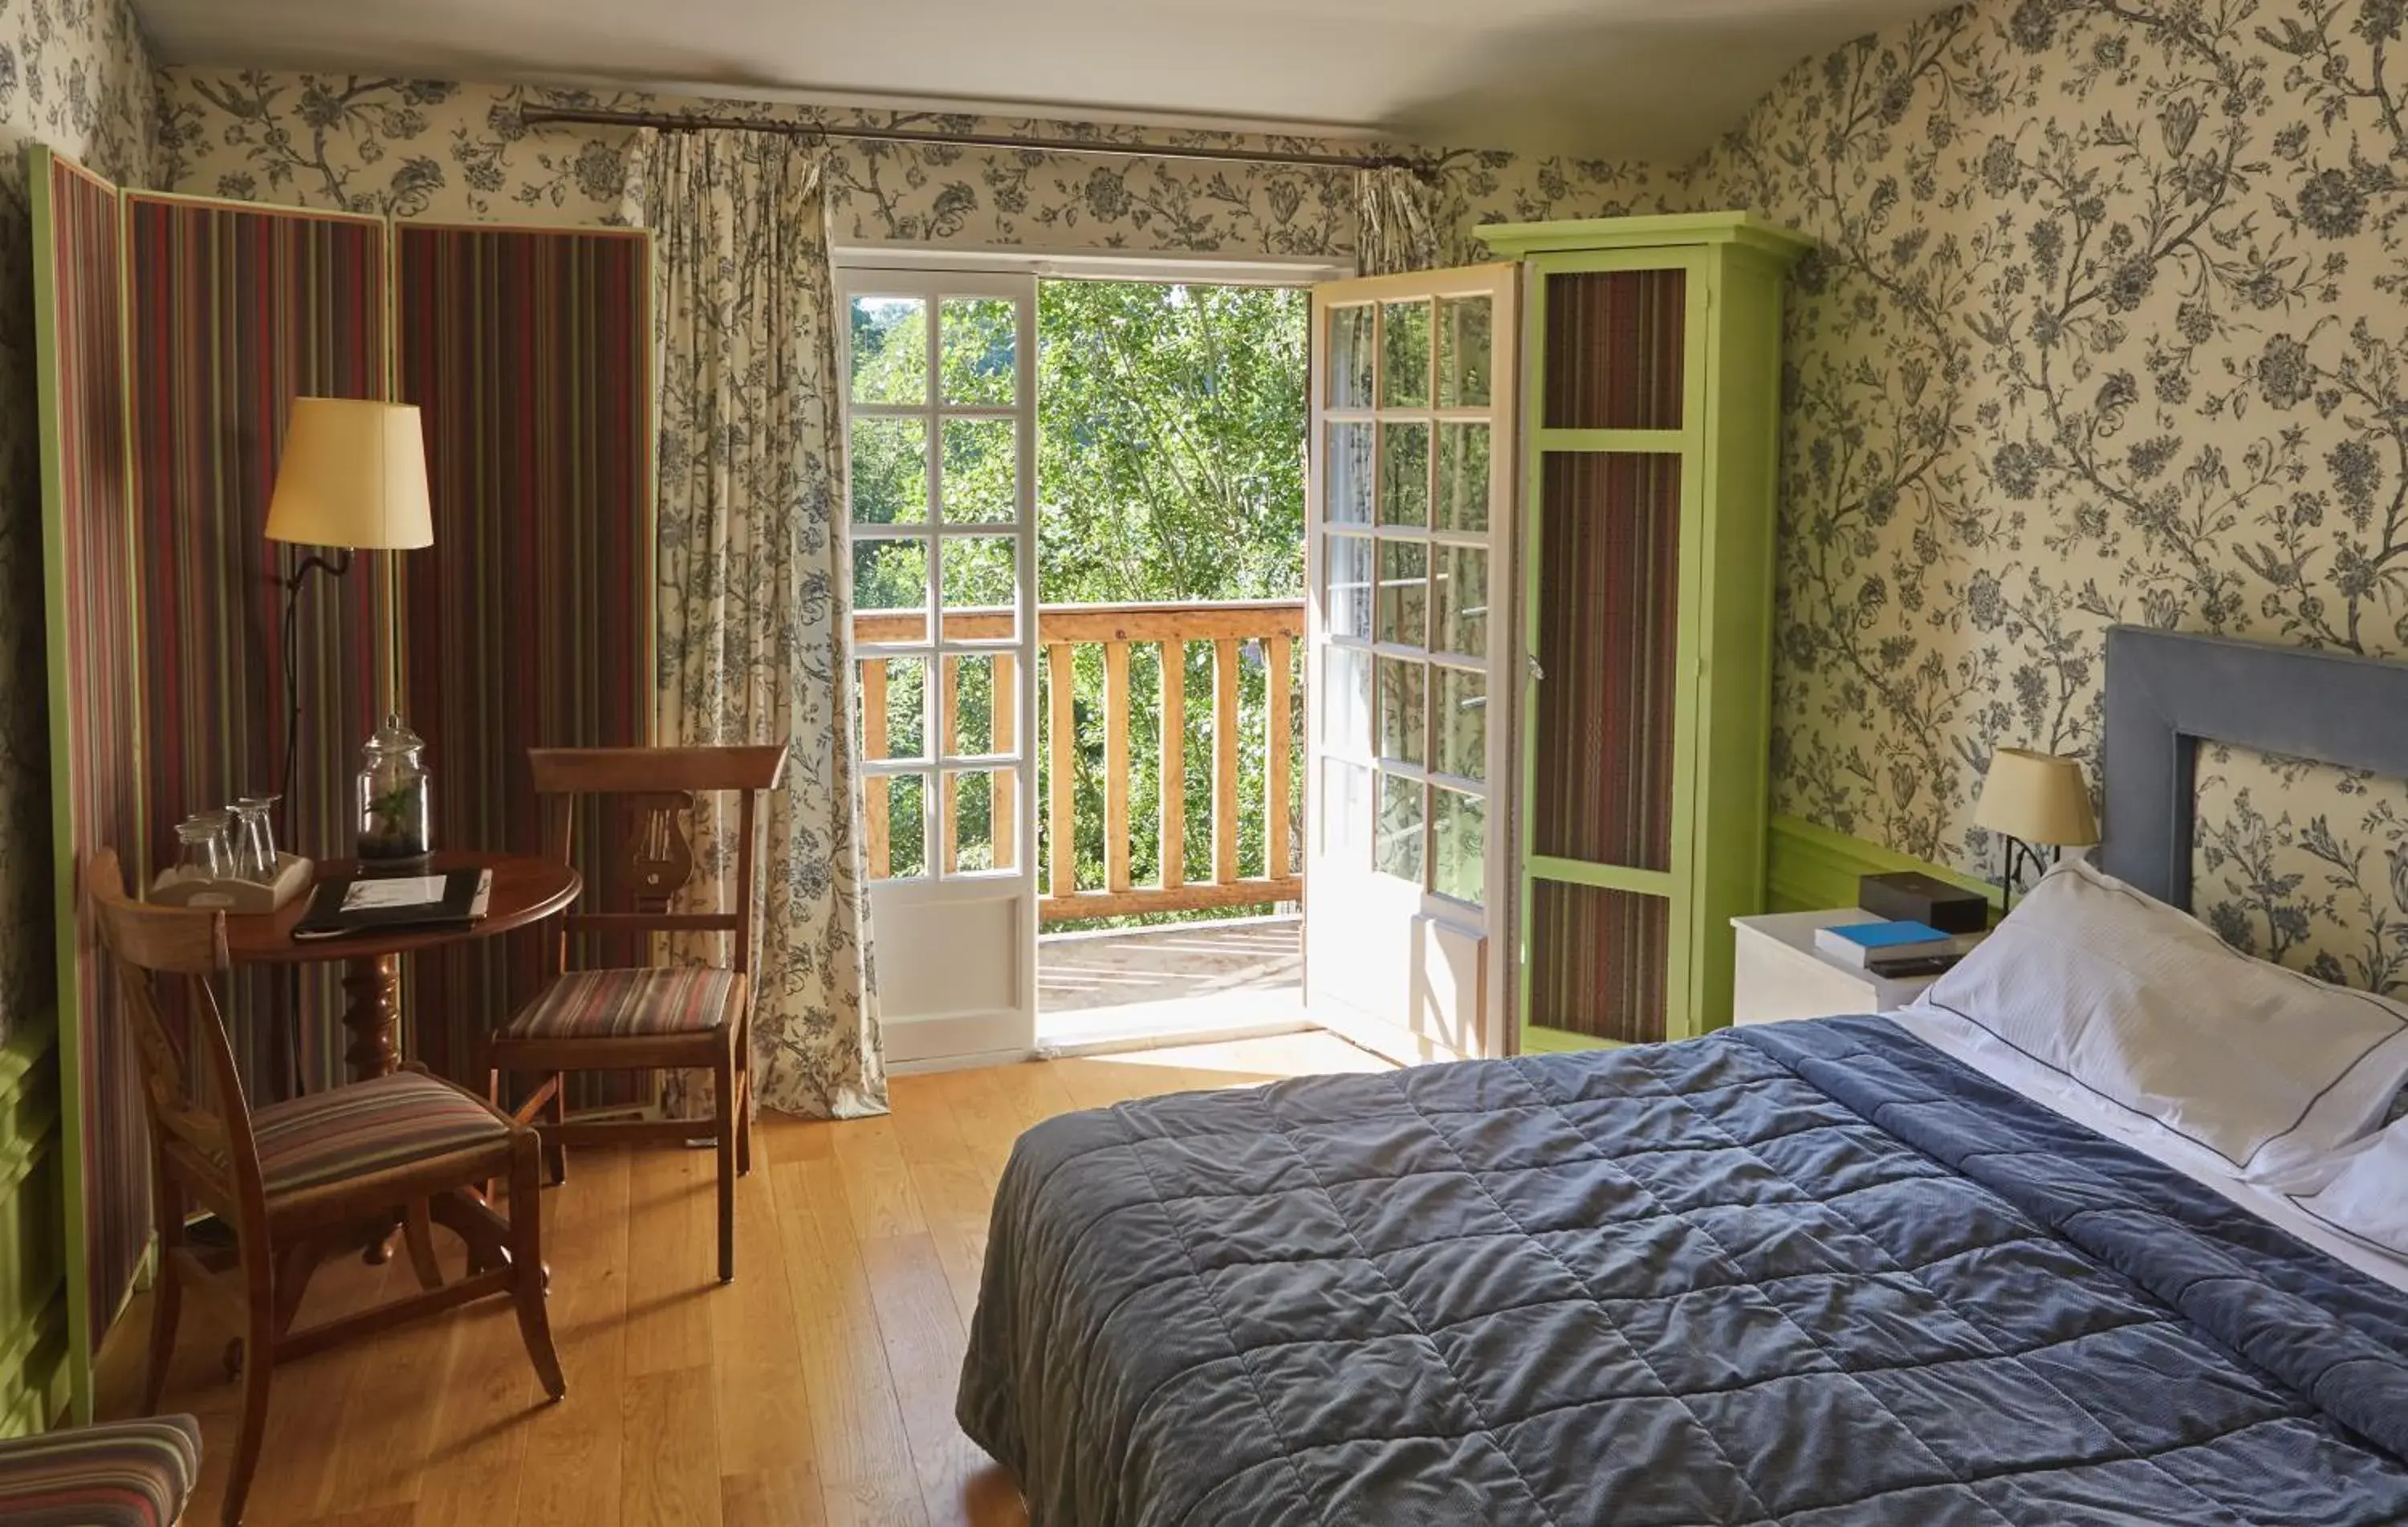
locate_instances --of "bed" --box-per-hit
[957,628,2408,1525]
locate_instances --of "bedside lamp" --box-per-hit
[266,398,433,813]
[1975,747,2099,910]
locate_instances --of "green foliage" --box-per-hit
[848,280,1308,918]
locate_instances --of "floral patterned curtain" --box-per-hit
[1355,165,1443,275]
[624,128,888,1119]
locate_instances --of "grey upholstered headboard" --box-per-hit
[2101,625,2408,909]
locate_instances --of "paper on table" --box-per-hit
[342,875,447,911]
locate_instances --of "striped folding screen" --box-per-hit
[393,224,655,1085]
[30,150,147,1415]
[123,193,393,1097]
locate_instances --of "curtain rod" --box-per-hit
[516,106,1440,179]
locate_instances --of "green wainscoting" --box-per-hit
[1765,814,1999,915]
[0,1016,70,1437]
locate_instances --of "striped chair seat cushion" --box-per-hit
[254,1070,512,1197]
[0,1415,201,1526]
[498,967,743,1040]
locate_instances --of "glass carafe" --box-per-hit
[173,812,234,884]
[229,794,280,882]
[356,714,433,870]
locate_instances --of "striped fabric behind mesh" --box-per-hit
[393,225,655,1090]
[37,157,151,1353]
[124,193,392,1099]
[1535,453,1682,872]
[1531,882,1672,1044]
[1541,270,1686,430]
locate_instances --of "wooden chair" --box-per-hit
[84,850,564,1527]
[487,744,788,1283]
[0,1415,201,1525]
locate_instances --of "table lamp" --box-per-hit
[1975,747,2099,910]
[265,397,433,814]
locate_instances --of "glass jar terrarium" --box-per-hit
[356,713,432,871]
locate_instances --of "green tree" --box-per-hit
[844,281,1308,918]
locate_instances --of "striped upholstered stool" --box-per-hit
[0,1415,202,1525]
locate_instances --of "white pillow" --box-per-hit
[2290,1121,2408,1257]
[1907,857,2408,1177]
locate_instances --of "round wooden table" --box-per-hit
[225,849,581,1082]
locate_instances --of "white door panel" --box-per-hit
[840,267,1039,1064]
[1304,265,1521,1064]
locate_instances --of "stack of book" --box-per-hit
[1813,919,1983,979]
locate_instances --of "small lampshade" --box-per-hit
[1975,747,2100,846]
[264,398,433,549]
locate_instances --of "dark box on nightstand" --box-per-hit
[1857,871,1989,934]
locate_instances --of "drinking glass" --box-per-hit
[173,812,234,884]
[229,795,280,882]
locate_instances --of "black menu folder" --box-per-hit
[291,868,494,942]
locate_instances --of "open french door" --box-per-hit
[1304,264,1520,1064]
[840,267,1040,1066]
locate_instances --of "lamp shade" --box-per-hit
[1975,747,2099,846]
[264,397,433,549]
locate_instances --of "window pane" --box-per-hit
[946,770,1019,872]
[1434,667,1484,782]
[1330,305,1376,409]
[1434,545,1488,658]
[946,654,1001,755]
[1326,532,1373,640]
[1377,658,1426,765]
[857,655,926,761]
[942,417,1016,523]
[940,535,1018,638]
[1321,645,1372,755]
[879,772,928,879]
[1377,539,1427,646]
[1436,422,1490,532]
[849,295,926,404]
[1379,421,1430,527]
[1328,422,1373,525]
[1433,788,1483,906]
[849,417,928,525]
[1320,757,1371,861]
[941,297,1015,405]
[1381,299,1430,409]
[853,540,929,628]
[1436,295,1492,408]
[1376,772,1425,886]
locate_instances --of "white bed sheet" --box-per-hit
[1886,1005,2408,1294]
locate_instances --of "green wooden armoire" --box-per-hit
[1474,214,1812,1052]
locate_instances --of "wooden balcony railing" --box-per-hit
[853,600,1304,922]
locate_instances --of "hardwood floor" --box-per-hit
[95,1031,1392,1526]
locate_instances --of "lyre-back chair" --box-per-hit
[486,744,788,1282]
[85,849,563,1527]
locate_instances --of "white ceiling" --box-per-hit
[135,0,1946,163]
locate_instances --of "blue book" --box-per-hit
[1813,919,1963,967]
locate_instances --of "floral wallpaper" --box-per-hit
[1685,0,2408,992]
[153,71,1666,262]
[0,0,158,1047]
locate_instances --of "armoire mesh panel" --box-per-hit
[1535,453,1682,872]
[1527,882,1670,1044]
[1541,269,1686,430]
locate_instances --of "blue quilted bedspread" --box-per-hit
[957,1018,2408,1525]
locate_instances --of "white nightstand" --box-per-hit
[1728,909,1947,1025]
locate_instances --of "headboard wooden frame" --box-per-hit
[2102,625,2408,908]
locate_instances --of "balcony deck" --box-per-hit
[1038,914,1304,1049]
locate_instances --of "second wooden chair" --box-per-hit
[487,744,787,1282]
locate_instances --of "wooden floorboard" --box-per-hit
[96,1030,1391,1525]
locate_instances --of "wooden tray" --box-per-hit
[150,853,315,913]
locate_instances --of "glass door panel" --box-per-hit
[1541,269,1687,431]
[1528,881,1670,1044]
[840,266,1038,1065]
[1307,263,1519,1065]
